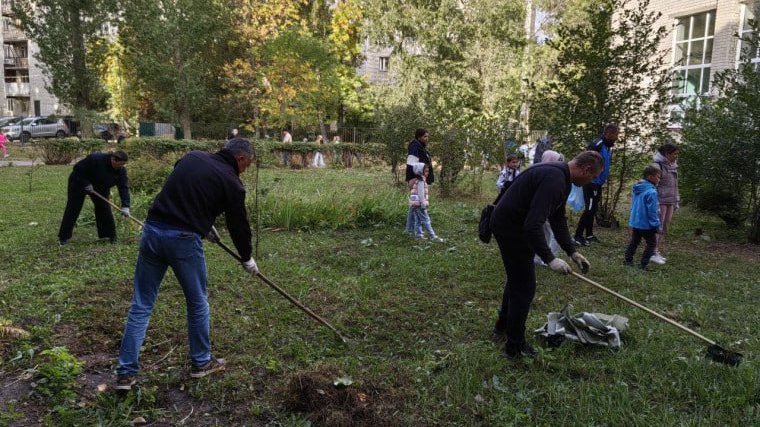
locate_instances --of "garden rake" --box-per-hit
[208,227,349,343]
[90,189,145,228]
[570,271,743,366]
[93,192,348,343]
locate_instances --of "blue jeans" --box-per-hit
[413,207,437,238]
[405,206,419,234]
[118,221,211,375]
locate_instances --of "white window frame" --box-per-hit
[379,56,389,72]
[736,3,760,70]
[670,10,715,98]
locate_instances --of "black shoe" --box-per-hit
[190,357,226,378]
[585,235,599,243]
[640,264,649,271]
[114,374,137,390]
[58,239,69,247]
[491,328,508,343]
[573,236,588,246]
[623,260,633,267]
[504,342,537,360]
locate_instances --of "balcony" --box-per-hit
[3,26,25,42]
[2,3,15,16]
[6,82,29,96]
[3,56,27,68]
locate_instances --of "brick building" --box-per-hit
[643,0,759,120]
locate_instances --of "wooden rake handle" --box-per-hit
[89,190,144,228]
[570,271,716,346]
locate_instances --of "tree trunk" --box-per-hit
[180,109,192,140]
[67,3,90,110]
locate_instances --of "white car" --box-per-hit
[2,116,70,143]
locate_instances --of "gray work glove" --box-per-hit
[549,258,572,275]
[571,252,590,274]
[242,258,259,275]
[84,184,94,193]
[120,207,130,217]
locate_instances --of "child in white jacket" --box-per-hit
[409,163,443,242]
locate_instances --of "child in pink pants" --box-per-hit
[0,131,8,158]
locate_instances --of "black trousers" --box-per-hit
[624,228,657,267]
[493,233,536,346]
[575,183,602,238]
[58,175,116,242]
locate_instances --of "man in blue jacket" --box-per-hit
[115,138,257,390]
[58,150,130,245]
[574,124,618,246]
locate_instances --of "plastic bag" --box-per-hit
[567,184,584,213]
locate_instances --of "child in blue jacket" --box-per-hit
[624,165,662,270]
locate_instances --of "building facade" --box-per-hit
[1,0,61,117]
[644,0,758,120]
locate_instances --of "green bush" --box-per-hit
[125,137,224,159]
[127,153,177,193]
[36,347,82,403]
[32,138,106,165]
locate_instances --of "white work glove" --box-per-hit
[120,207,130,217]
[571,252,590,273]
[549,258,572,275]
[84,184,94,193]
[242,258,259,275]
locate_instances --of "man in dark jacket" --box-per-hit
[490,151,602,359]
[574,124,618,245]
[115,138,257,390]
[58,150,131,245]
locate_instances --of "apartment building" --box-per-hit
[644,0,758,120]
[357,40,394,85]
[1,0,60,117]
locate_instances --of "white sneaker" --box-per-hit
[650,254,666,265]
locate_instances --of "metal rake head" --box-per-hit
[705,344,743,367]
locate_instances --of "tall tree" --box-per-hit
[541,0,670,221]
[119,0,236,139]
[362,0,526,188]
[13,0,114,118]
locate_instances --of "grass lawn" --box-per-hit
[0,163,758,426]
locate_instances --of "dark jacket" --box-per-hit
[490,162,576,263]
[587,136,613,186]
[71,152,130,207]
[147,149,253,260]
[405,139,434,184]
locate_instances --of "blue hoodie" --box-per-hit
[628,179,661,230]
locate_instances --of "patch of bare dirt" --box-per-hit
[277,364,401,427]
[0,370,46,426]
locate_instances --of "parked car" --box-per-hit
[93,122,128,143]
[2,116,71,143]
[0,116,22,128]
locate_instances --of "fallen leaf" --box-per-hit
[132,416,147,425]
[334,376,353,387]
[28,222,38,226]
[97,383,108,393]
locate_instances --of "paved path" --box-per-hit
[0,159,40,167]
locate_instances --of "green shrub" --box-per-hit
[125,137,223,159]
[36,347,82,403]
[127,153,177,193]
[32,138,106,165]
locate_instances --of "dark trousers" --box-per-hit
[624,228,657,267]
[493,233,536,346]
[575,183,601,238]
[58,175,116,242]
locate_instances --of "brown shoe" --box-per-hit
[190,357,226,378]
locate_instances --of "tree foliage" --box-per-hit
[541,0,671,220]
[13,0,115,115]
[680,18,760,243]
[119,0,237,139]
